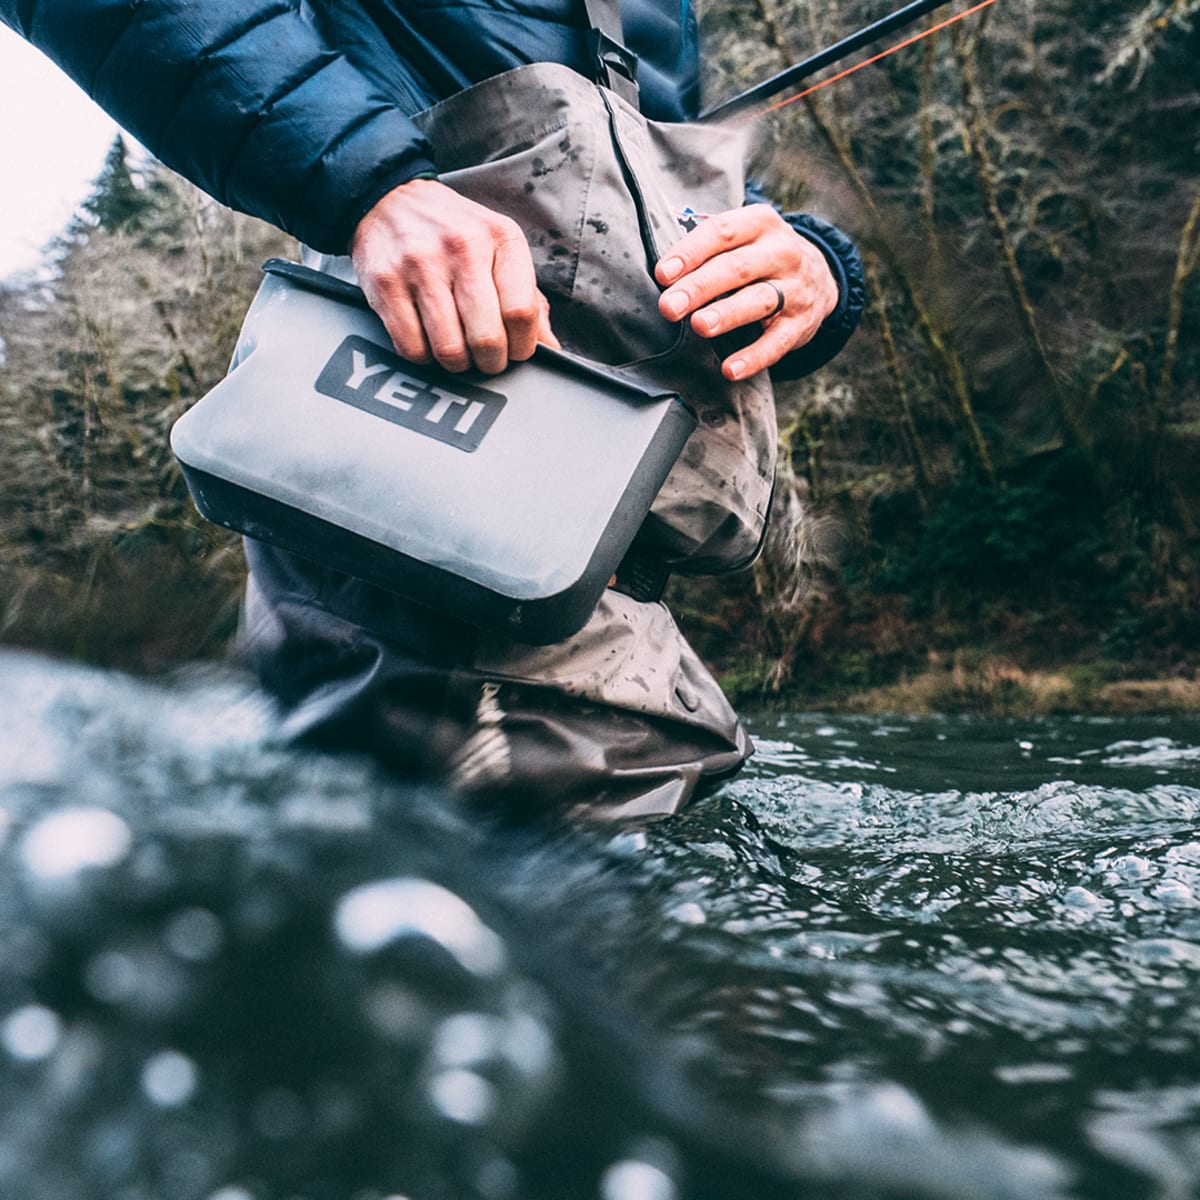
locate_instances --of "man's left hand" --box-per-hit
[654,203,839,382]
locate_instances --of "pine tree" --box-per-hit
[76,135,154,235]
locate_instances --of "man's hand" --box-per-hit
[654,203,839,382]
[351,178,558,375]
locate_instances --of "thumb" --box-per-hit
[536,290,561,350]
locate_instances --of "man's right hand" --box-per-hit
[350,178,559,375]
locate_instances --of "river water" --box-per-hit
[1,650,1199,1200]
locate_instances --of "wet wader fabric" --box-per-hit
[244,55,776,817]
[242,543,751,820]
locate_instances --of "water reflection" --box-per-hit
[1,651,1199,1198]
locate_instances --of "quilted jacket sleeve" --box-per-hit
[0,0,436,253]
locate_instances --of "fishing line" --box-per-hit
[753,0,998,121]
[698,0,1000,124]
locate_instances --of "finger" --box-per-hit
[536,291,562,350]
[449,249,513,375]
[690,279,788,339]
[658,243,776,323]
[492,226,543,363]
[654,204,775,287]
[719,318,811,382]
[413,280,473,374]
[362,274,433,365]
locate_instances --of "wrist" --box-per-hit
[344,164,440,254]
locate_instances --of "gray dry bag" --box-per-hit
[170,259,695,645]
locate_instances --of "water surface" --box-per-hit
[1,653,1198,1199]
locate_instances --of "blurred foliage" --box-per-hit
[1,1,1198,708]
[671,0,1200,705]
[0,136,293,668]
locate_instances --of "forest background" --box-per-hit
[0,0,1197,716]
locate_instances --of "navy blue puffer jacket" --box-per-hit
[1,0,863,370]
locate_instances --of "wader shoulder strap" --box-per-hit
[583,0,639,108]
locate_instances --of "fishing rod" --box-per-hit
[698,0,983,123]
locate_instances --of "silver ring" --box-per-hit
[765,280,786,318]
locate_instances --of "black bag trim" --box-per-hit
[261,258,676,405]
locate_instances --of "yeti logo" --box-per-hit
[315,335,505,452]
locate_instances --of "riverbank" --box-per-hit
[823,659,1200,717]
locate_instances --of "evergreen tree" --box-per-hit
[75,134,154,235]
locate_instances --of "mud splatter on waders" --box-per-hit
[241,0,777,818]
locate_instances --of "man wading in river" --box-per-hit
[2,0,864,816]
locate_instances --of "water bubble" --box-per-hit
[207,1188,257,1200]
[334,878,507,978]
[19,807,132,880]
[163,907,224,962]
[141,1049,199,1108]
[599,1159,678,1200]
[1,1004,62,1062]
[428,1068,497,1125]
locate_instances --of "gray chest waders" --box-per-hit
[242,0,767,815]
[309,32,777,576]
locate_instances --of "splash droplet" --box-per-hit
[600,1159,678,1200]
[19,808,132,880]
[428,1068,497,1125]
[335,878,506,977]
[141,1049,199,1108]
[1,1004,62,1062]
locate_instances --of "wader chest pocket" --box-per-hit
[170,260,696,644]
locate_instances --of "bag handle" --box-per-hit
[582,0,639,107]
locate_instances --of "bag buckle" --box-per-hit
[588,29,639,103]
[613,546,670,604]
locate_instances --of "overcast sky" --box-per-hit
[0,22,122,280]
